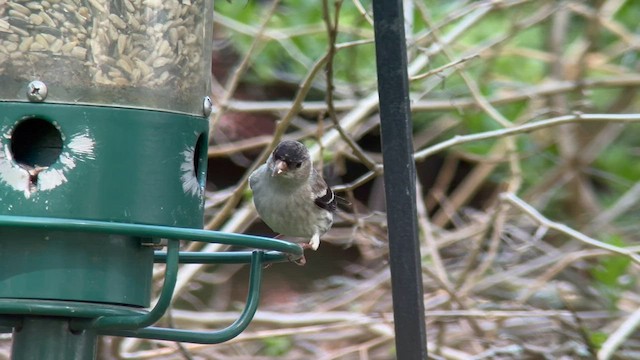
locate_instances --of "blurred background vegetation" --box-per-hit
[102,0,640,359]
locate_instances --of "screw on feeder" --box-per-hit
[203,96,213,117]
[26,81,48,102]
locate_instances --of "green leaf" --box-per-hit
[262,336,293,356]
[589,235,633,307]
[588,331,608,349]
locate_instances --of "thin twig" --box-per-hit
[410,54,479,81]
[210,0,282,135]
[416,180,449,286]
[322,0,379,171]
[414,113,640,161]
[516,249,609,304]
[590,182,640,230]
[598,307,640,360]
[501,192,640,265]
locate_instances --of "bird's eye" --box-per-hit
[294,162,302,169]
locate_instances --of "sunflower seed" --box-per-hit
[0,19,10,31]
[108,14,127,30]
[29,42,46,51]
[70,46,87,59]
[87,0,106,14]
[9,10,29,21]
[49,38,63,52]
[34,34,49,47]
[39,11,55,27]
[25,2,44,11]
[123,0,135,12]
[18,37,34,51]
[8,3,31,16]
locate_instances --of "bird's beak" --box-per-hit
[272,160,288,176]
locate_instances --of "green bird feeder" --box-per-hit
[0,1,301,358]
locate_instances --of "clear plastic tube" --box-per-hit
[0,0,213,115]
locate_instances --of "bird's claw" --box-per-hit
[294,255,306,266]
[306,234,320,251]
[287,253,306,266]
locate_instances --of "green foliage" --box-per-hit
[261,336,293,356]
[594,133,640,185]
[242,185,254,202]
[456,12,509,46]
[322,147,336,163]
[588,331,608,350]
[456,111,501,155]
[589,235,633,308]
[588,88,622,111]
[614,1,640,29]
[491,54,546,84]
[412,111,447,134]
[214,0,376,85]
[517,137,555,189]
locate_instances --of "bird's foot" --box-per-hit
[287,253,306,266]
[307,234,320,251]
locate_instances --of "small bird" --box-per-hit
[249,140,337,253]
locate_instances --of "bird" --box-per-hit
[249,140,337,254]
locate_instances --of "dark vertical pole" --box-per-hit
[12,317,97,360]
[372,1,428,359]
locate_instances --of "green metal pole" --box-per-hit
[11,317,97,360]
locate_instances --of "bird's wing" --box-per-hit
[311,169,337,212]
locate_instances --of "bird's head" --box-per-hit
[268,140,311,181]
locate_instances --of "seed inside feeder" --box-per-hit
[0,0,212,115]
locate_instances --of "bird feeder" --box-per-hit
[0,1,301,358]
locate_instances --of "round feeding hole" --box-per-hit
[193,133,207,187]
[10,118,63,168]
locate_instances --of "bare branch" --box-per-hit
[414,113,640,161]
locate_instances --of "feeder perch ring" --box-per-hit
[0,215,302,343]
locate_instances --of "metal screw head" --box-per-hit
[203,96,213,117]
[26,81,48,102]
